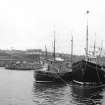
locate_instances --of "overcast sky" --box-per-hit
[0,0,105,55]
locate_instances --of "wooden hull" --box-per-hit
[34,70,72,83]
[72,60,105,85]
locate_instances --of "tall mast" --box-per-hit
[71,35,73,64]
[86,10,90,60]
[93,33,96,56]
[53,30,56,61]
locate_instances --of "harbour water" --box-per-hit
[0,67,105,105]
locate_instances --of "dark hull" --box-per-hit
[72,60,105,85]
[34,70,72,83]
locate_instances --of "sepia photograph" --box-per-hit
[0,0,105,105]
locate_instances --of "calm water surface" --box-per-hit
[0,67,105,105]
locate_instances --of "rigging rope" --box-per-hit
[54,72,70,85]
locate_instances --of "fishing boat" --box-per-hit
[72,59,105,85]
[35,60,72,83]
[72,11,105,85]
[34,31,72,83]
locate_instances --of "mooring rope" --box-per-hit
[83,60,104,84]
[48,63,71,85]
[95,60,101,83]
[54,72,70,85]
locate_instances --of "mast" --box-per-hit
[86,10,90,60]
[93,33,96,57]
[45,45,47,58]
[100,40,103,65]
[100,40,103,57]
[71,35,73,64]
[53,30,56,61]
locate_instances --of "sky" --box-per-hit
[0,0,105,55]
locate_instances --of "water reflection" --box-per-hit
[32,82,72,105]
[32,79,105,105]
[0,68,105,105]
[1,68,105,105]
[71,84,105,105]
[34,82,66,92]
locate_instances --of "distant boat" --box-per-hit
[5,61,42,70]
[35,31,72,83]
[72,11,105,85]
